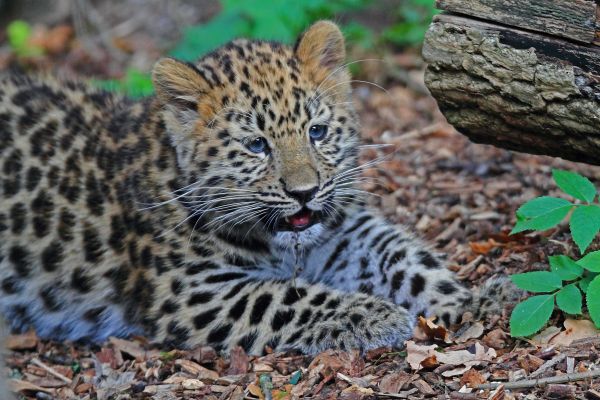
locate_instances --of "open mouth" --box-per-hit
[277,208,322,232]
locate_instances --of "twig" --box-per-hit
[476,369,600,390]
[587,388,600,399]
[373,388,418,399]
[529,353,565,378]
[571,336,600,348]
[30,358,72,384]
[388,122,448,143]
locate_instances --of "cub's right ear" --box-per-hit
[151,58,209,112]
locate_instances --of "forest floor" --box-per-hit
[2,7,600,400]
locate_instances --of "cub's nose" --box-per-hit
[284,186,318,204]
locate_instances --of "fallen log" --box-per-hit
[422,13,600,165]
[436,0,598,44]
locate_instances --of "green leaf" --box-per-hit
[510,271,563,293]
[577,251,600,272]
[511,206,572,234]
[516,196,572,218]
[586,275,600,328]
[510,295,555,337]
[580,274,599,293]
[555,284,582,314]
[552,169,596,203]
[7,20,43,57]
[170,13,251,60]
[570,205,600,253]
[7,20,31,50]
[549,255,584,281]
[122,69,154,98]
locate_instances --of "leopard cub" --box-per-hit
[0,21,508,355]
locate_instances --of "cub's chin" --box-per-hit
[273,222,326,250]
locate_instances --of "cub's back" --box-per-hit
[0,75,147,340]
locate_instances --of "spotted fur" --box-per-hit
[0,21,510,355]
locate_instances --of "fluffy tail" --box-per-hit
[471,276,524,320]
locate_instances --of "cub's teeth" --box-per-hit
[285,217,290,223]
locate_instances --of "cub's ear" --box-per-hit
[152,58,209,111]
[294,21,346,75]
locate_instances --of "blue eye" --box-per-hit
[246,137,269,153]
[309,125,328,141]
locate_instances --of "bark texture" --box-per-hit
[436,0,598,43]
[423,14,600,165]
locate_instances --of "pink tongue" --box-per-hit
[290,211,311,228]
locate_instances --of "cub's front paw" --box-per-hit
[289,296,414,354]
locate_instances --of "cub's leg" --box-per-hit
[153,273,413,355]
[307,209,475,326]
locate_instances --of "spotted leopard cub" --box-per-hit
[0,21,507,355]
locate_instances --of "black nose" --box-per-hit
[285,186,318,204]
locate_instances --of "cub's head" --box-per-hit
[152,21,361,243]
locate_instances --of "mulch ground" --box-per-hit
[2,8,600,400]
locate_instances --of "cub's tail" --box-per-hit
[472,276,524,320]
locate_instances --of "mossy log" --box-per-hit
[422,14,600,165]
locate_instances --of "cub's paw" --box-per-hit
[288,296,414,354]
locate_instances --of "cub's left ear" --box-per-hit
[294,21,346,76]
[152,57,210,111]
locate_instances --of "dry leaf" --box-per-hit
[31,25,73,54]
[10,379,55,394]
[488,384,505,400]
[518,354,544,374]
[441,365,471,377]
[175,359,219,380]
[109,337,158,361]
[530,326,562,345]
[417,316,451,343]
[28,377,67,389]
[405,341,437,370]
[6,330,38,350]
[413,379,435,395]
[189,346,217,364]
[272,387,292,400]
[341,385,374,395]
[247,383,264,399]
[309,350,353,377]
[436,343,496,366]
[181,379,205,390]
[459,368,486,387]
[379,371,413,393]
[420,355,439,369]
[549,319,600,346]
[469,239,498,255]
[95,348,121,369]
[226,346,249,375]
[482,328,509,349]
[454,322,484,343]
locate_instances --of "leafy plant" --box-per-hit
[95,0,373,97]
[171,0,372,61]
[93,0,437,96]
[93,68,154,98]
[509,169,600,337]
[6,20,44,57]
[381,0,439,47]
